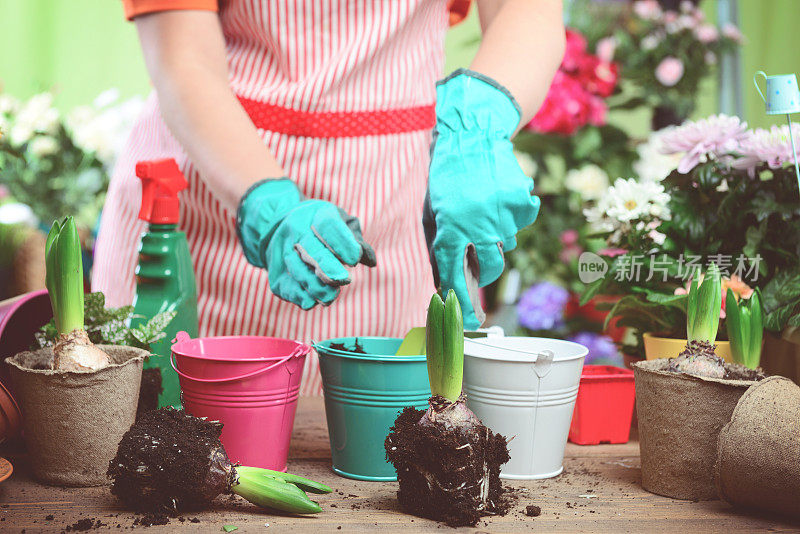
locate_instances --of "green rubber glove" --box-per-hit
[237,179,376,310]
[423,69,541,330]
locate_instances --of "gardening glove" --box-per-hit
[237,178,377,310]
[423,69,541,330]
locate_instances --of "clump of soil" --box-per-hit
[385,396,509,527]
[136,368,163,420]
[108,408,234,513]
[65,518,106,531]
[525,505,541,517]
[329,338,366,354]
[133,512,170,526]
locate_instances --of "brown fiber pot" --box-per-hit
[633,359,763,501]
[716,376,800,518]
[6,345,146,486]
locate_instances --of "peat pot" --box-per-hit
[716,376,800,518]
[633,359,763,500]
[6,345,146,486]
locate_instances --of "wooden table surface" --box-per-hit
[1,397,797,533]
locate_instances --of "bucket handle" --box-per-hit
[170,345,307,383]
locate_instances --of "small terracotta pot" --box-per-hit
[0,380,22,444]
[633,359,763,500]
[6,345,146,486]
[643,333,733,363]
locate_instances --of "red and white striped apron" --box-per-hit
[93,0,451,394]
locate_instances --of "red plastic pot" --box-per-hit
[568,365,635,445]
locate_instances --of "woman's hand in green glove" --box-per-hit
[423,70,540,330]
[237,179,376,310]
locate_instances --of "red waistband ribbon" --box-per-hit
[238,96,436,138]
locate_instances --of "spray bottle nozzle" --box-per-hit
[136,159,189,224]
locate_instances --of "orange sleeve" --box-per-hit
[122,0,218,21]
[448,0,472,26]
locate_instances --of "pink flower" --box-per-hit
[722,23,743,43]
[587,96,608,126]
[596,37,617,63]
[598,247,627,258]
[695,24,719,43]
[660,115,750,174]
[560,229,579,246]
[526,28,618,136]
[562,29,588,71]
[633,0,662,20]
[655,57,685,87]
[733,124,800,172]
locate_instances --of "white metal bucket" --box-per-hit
[463,337,587,479]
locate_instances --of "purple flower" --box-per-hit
[517,282,570,331]
[659,114,750,174]
[568,332,622,366]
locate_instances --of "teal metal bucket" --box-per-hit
[315,337,430,481]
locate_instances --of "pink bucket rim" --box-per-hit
[171,334,311,363]
[0,289,49,335]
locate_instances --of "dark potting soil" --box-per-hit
[65,518,106,531]
[329,338,366,354]
[385,404,510,527]
[132,512,170,527]
[136,368,163,420]
[108,408,234,514]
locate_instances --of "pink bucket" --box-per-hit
[171,332,309,471]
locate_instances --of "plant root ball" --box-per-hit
[108,408,234,513]
[669,340,726,378]
[54,330,110,372]
[385,403,510,527]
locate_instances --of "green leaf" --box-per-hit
[761,269,800,331]
[425,293,445,397]
[222,526,238,532]
[579,278,605,306]
[573,127,603,160]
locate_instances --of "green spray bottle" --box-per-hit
[133,159,198,407]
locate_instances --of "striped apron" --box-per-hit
[92,0,449,394]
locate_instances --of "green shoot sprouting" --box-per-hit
[686,263,722,344]
[45,216,85,336]
[425,289,464,402]
[726,288,764,369]
[231,466,331,514]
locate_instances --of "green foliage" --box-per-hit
[0,124,107,230]
[35,291,176,351]
[568,0,741,121]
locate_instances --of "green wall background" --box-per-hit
[0,0,798,132]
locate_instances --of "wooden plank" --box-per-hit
[0,397,797,533]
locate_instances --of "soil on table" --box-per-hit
[136,367,163,420]
[329,338,366,354]
[108,408,234,513]
[385,403,510,527]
